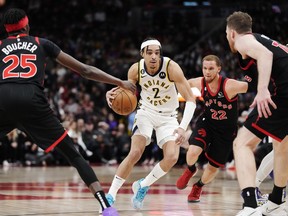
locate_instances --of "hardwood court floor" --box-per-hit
[0,164,281,216]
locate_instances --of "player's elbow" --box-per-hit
[79,65,93,79]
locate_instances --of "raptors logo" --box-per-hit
[198,128,206,137]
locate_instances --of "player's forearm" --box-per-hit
[82,65,122,86]
[256,52,273,91]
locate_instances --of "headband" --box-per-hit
[140,39,161,50]
[4,16,29,33]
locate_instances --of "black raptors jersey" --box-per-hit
[238,33,288,97]
[201,76,238,128]
[0,34,61,87]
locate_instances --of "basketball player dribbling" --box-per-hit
[105,37,197,211]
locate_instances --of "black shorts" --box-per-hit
[244,96,288,142]
[0,83,66,152]
[189,116,237,167]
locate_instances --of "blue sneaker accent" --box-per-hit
[102,207,119,216]
[106,194,115,206]
[256,187,268,206]
[131,178,149,209]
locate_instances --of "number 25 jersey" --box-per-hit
[0,34,61,88]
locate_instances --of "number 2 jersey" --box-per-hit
[137,57,179,113]
[0,34,61,87]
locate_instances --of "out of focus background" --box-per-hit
[0,0,287,168]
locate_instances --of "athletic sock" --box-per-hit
[108,175,125,199]
[241,187,258,208]
[187,164,197,173]
[269,185,286,204]
[94,190,110,209]
[195,179,205,187]
[141,162,167,187]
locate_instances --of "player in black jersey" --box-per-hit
[176,55,248,202]
[226,11,288,216]
[0,8,136,216]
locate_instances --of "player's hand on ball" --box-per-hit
[173,127,186,145]
[120,80,136,94]
[106,87,119,108]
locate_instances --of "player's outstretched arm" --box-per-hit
[56,51,136,92]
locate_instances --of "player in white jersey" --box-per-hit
[104,37,196,211]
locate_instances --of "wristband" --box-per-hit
[179,101,196,130]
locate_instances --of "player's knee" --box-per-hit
[187,148,200,159]
[127,149,143,162]
[164,152,178,165]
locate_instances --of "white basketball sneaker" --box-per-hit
[260,200,287,216]
[236,207,262,216]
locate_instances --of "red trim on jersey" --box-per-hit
[206,76,222,97]
[240,59,255,71]
[205,152,225,167]
[252,123,282,142]
[4,16,29,33]
[45,131,68,153]
[195,137,207,149]
[7,33,28,39]
[35,36,40,45]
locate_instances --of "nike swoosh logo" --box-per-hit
[266,206,280,213]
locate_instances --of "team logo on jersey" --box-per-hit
[198,128,206,137]
[159,72,166,79]
[217,92,224,98]
[140,69,146,78]
[244,75,252,82]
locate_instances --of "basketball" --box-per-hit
[111,88,137,115]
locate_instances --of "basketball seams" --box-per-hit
[122,90,133,113]
[111,88,137,115]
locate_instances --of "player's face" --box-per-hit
[226,26,237,53]
[202,60,220,83]
[142,45,161,73]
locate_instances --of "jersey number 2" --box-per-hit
[2,54,37,79]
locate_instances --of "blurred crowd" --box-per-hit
[0,0,287,167]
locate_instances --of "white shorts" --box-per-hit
[132,108,179,148]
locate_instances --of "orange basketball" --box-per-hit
[111,88,137,115]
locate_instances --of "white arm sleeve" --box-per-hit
[179,101,196,131]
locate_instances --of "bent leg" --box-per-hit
[201,163,219,184]
[186,144,203,166]
[108,135,146,200]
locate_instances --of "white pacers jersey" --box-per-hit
[138,57,179,113]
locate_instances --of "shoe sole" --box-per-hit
[188,199,200,203]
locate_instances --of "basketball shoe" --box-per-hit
[176,167,198,190]
[260,200,287,216]
[102,207,119,216]
[99,194,115,214]
[236,207,262,216]
[188,184,202,202]
[131,178,149,209]
[256,187,268,206]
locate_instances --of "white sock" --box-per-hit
[255,150,274,187]
[108,175,125,199]
[140,163,167,187]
